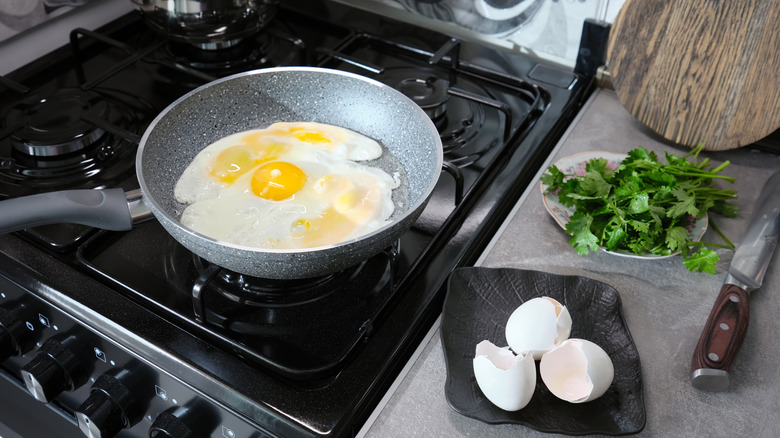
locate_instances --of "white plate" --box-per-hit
[540,151,708,259]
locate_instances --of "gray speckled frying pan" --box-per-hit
[0,67,443,279]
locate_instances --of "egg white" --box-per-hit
[174,123,400,249]
[269,121,383,161]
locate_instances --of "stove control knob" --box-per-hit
[20,334,90,402]
[150,402,219,438]
[0,301,35,361]
[75,367,150,438]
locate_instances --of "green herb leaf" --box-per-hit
[627,192,650,214]
[668,188,698,218]
[665,226,690,252]
[542,143,738,273]
[581,170,612,198]
[683,247,720,274]
[565,212,600,256]
[540,165,564,187]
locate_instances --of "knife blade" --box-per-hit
[690,171,780,391]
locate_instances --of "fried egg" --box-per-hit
[174,122,400,249]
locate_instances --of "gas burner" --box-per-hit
[162,23,304,75]
[377,67,488,166]
[166,36,272,72]
[0,88,151,193]
[183,246,399,378]
[209,264,364,307]
[383,70,450,119]
[3,89,109,157]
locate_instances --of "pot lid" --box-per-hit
[606,0,780,150]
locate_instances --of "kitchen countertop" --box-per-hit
[360,88,780,437]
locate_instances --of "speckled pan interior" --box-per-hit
[136,67,443,279]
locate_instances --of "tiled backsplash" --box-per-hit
[0,0,97,43]
[335,0,625,68]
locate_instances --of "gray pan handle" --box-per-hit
[0,188,133,234]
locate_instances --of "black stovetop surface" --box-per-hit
[0,1,589,436]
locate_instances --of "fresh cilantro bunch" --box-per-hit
[541,144,738,273]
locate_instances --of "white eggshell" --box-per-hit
[472,340,536,411]
[505,297,572,359]
[539,338,614,403]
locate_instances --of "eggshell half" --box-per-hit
[472,340,536,411]
[539,338,615,403]
[505,297,572,359]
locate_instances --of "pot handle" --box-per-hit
[0,188,133,234]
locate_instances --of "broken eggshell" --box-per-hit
[505,297,572,359]
[472,340,536,411]
[540,338,615,403]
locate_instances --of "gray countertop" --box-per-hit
[360,89,780,437]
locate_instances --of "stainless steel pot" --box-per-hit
[130,0,279,49]
[0,67,444,280]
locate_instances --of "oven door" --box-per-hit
[0,373,84,438]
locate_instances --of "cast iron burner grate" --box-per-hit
[77,223,401,380]
[191,244,398,380]
[379,67,490,164]
[316,34,539,169]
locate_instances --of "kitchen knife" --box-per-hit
[691,171,780,391]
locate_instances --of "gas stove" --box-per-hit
[0,1,589,437]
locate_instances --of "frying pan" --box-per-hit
[0,67,443,279]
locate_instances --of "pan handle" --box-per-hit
[0,188,133,234]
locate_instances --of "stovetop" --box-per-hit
[0,1,589,436]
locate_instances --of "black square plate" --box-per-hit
[442,267,646,435]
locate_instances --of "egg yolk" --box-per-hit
[251,161,307,201]
[287,174,383,247]
[209,146,257,185]
[208,136,287,185]
[290,198,376,247]
[289,127,332,144]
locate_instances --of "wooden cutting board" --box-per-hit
[606,0,780,150]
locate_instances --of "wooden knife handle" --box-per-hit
[690,283,750,391]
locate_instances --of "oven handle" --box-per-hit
[0,188,142,234]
